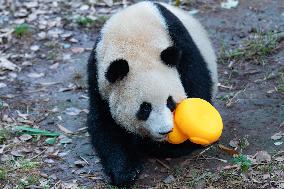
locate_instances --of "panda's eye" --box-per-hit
[167,96,176,112]
[136,102,152,121]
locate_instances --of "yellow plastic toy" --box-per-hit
[168,98,223,145]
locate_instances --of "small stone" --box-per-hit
[30,45,40,51]
[38,32,47,40]
[24,2,38,8]
[80,5,89,11]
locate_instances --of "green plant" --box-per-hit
[0,168,7,180]
[17,159,40,171]
[0,129,9,144]
[277,84,284,93]
[14,23,29,38]
[233,154,252,172]
[75,16,94,27]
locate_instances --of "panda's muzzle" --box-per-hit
[158,129,173,135]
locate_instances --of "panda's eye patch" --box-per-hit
[167,96,176,112]
[136,102,152,121]
[160,46,182,67]
[105,59,129,83]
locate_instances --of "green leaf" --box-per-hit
[14,126,60,137]
[60,137,72,144]
[45,138,57,145]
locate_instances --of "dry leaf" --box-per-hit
[0,144,6,154]
[229,139,239,148]
[218,144,238,155]
[57,124,73,134]
[27,72,45,78]
[271,132,283,140]
[0,57,19,71]
[65,107,82,116]
[0,83,7,88]
[255,151,271,163]
[19,134,32,141]
[11,150,24,157]
[275,156,284,162]
[30,45,40,51]
[71,47,85,54]
[74,160,87,167]
[274,141,283,146]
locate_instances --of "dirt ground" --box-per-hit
[0,0,283,189]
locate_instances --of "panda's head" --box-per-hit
[100,46,187,141]
[95,2,190,140]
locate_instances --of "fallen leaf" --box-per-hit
[255,151,271,163]
[49,63,59,69]
[218,144,239,155]
[45,138,57,145]
[14,126,60,137]
[65,107,82,116]
[274,141,283,146]
[229,139,239,148]
[221,0,239,9]
[74,160,87,167]
[275,156,284,162]
[30,45,40,51]
[188,9,199,15]
[57,124,73,134]
[262,174,270,180]
[0,144,6,154]
[19,134,32,141]
[0,83,7,88]
[11,150,24,157]
[103,0,113,6]
[271,132,283,140]
[27,72,45,78]
[163,175,175,184]
[0,57,19,71]
[60,136,72,144]
[71,47,85,54]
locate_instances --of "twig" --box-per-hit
[155,159,171,170]
[30,148,48,160]
[272,150,284,158]
[79,156,89,165]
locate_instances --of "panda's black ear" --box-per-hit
[106,59,129,83]
[160,46,182,67]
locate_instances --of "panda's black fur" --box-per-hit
[87,2,215,187]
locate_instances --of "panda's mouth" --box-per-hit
[152,135,168,142]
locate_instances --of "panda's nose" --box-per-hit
[159,130,172,135]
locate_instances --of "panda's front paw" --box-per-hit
[109,166,141,187]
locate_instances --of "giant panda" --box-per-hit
[87,1,218,187]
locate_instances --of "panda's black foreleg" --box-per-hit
[87,107,143,187]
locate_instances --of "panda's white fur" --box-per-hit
[94,1,217,139]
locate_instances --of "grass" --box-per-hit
[75,16,94,27]
[277,69,284,93]
[0,168,7,180]
[13,23,30,38]
[0,129,9,144]
[16,159,41,171]
[218,31,278,65]
[75,15,108,27]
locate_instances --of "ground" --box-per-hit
[0,0,283,189]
